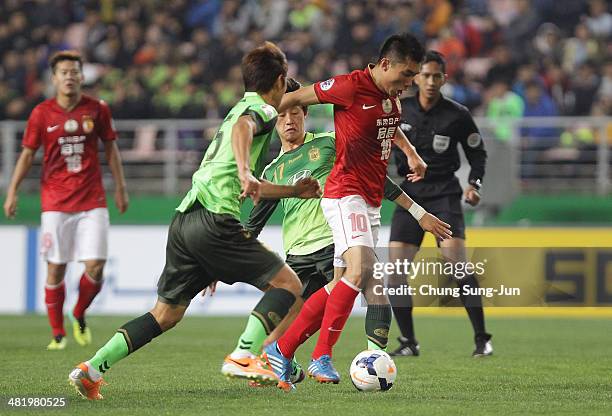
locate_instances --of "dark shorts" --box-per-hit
[286,244,334,299]
[157,201,285,305]
[389,194,466,246]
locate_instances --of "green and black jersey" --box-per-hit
[177,92,278,219]
[246,131,403,256]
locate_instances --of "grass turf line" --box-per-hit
[0,315,610,416]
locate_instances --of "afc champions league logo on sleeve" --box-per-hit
[320,78,335,91]
[64,119,79,133]
[467,132,482,148]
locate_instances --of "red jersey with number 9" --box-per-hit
[313,65,401,207]
[22,95,117,212]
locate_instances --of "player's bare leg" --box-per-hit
[70,259,105,346]
[387,242,420,357]
[69,299,185,400]
[439,238,492,356]
[46,262,67,350]
[225,265,302,390]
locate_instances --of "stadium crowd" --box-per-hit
[0,0,610,126]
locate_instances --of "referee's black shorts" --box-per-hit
[390,193,466,246]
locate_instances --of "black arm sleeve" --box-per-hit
[244,198,280,238]
[384,175,403,201]
[457,112,487,184]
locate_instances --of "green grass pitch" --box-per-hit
[1,314,610,415]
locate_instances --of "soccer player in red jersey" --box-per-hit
[3,51,129,350]
[264,34,452,388]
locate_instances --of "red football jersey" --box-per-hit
[314,66,402,207]
[22,95,117,212]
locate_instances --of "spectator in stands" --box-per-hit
[583,0,612,39]
[485,79,525,142]
[522,80,559,140]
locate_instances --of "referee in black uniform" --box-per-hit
[387,51,493,357]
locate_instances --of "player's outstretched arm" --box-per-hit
[3,147,36,219]
[232,115,261,203]
[278,85,320,113]
[259,177,322,200]
[104,141,129,214]
[393,128,427,182]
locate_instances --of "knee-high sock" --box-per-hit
[312,278,360,359]
[45,281,65,338]
[232,288,296,357]
[458,275,486,336]
[87,312,163,381]
[73,273,103,321]
[365,304,392,350]
[277,286,329,358]
[389,291,416,341]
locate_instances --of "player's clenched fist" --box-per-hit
[418,212,452,240]
[293,177,322,199]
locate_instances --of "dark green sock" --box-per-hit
[365,304,392,350]
[88,312,162,375]
[118,312,163,354]
[233,288,295,355]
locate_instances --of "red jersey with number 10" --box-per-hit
[313,65,402,207]
[22,95,117,212]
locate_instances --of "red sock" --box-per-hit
[277,286,329,358]
[312,279,360,359]
[45,281,65,337]
[72,273,103,320]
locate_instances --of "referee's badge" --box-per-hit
[64,119,78,133]
[382,98,393,114]
[433,134,450,153]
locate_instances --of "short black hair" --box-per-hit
[378,33,425,64]
[241,41,288,93]
[285,77,308,115]
[49,50,83,72]
[422,50,446,73]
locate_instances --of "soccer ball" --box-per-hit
[349,350,397,392]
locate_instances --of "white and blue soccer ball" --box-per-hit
[349,350,397,392]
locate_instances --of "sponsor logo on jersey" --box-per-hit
[308,147,320,161]
[47,125,60,133]
[382,98,393,114]
[320,78,335,91]
[82,115,94,133]
[400,123,412,132]
[467,132,482,148]
[64,119,78,133]
[288,169,312,185]
[433,134,450,153]
[362,104,376,110]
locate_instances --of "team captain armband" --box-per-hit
[408,202,427,221]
